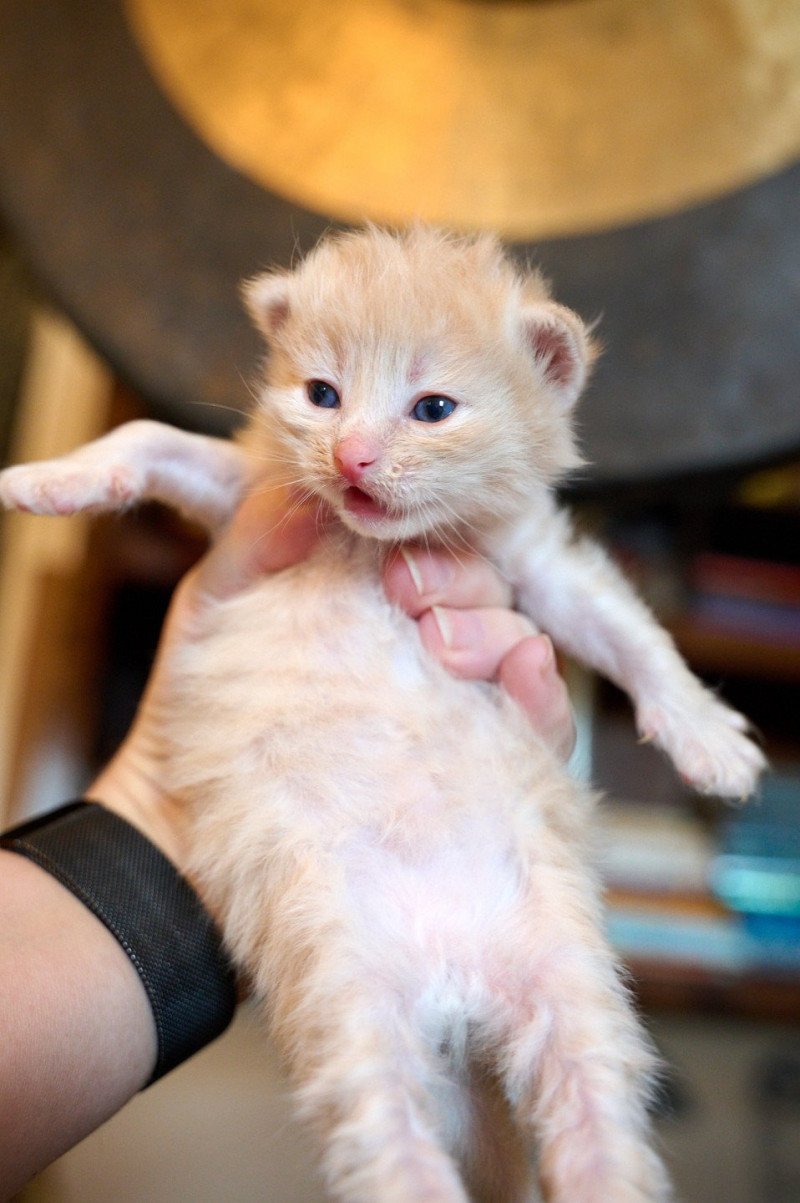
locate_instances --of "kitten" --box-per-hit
[1,226,764,1202]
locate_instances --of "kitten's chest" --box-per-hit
[173,533,538,833]
[245,537,427,687]
[179,535,447,748]
[178,534,552,940]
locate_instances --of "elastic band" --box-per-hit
[1,800,237,1085]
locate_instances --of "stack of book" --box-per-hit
[598,466,800,985]
[599,770,800,976]
[712,772,800,967]
[685,550,800,650]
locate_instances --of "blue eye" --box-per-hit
[412,395,457,423]
[307,380,340,409]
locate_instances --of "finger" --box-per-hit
[417,608,576,760]
[498,637,577,762]
[416,606,538,680]
[383,546,513,617]
[194,488,327,602]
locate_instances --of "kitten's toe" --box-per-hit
[677,732,767,800]
[637,696,766,801]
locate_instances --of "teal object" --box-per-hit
[712,773,800,945]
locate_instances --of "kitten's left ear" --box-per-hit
[241,270,292,341]
[521,302,595,409]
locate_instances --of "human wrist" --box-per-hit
[1,801,238,1086]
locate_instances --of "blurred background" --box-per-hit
[1,2,799,1200]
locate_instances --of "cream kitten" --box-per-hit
[1,226,765,1202]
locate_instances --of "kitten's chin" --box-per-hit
[338,510,411,541]
[334,486,420,541]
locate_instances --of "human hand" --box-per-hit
[91,491,575,873]
[383,547,576,762]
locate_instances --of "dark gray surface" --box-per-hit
[0,0,798,494]
[0,230,33,466]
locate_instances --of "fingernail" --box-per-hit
[537,634,555,672]
[431,605,453,649]
[400,546,424,595]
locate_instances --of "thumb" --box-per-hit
[194,488,327,603]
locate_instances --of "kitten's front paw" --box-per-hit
[637,690,766,800]
[0,460,141,516]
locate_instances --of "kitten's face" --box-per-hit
[245,228,591,543]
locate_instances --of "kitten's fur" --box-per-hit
[1,227,765,1202]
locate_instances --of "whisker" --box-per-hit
[245,472,313,497]
[193,398,253,424]
[420,491,497,572]
[244,485,318,558]
[236,369,265,408]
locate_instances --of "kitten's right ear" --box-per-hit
[520,301,595,411]
[241,271,292,340]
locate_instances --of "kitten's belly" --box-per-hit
[172,543,560,964]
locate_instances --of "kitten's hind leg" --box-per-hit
[0,419,249,533]
[266,970,469,1203]
[493,837,671,1203]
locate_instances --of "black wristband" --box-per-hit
[0,799,237,1086]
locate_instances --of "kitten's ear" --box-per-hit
[241,270,292,341]
[521,302,595,409]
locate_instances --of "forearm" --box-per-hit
[0,849,157,1198]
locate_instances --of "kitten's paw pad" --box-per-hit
[0,462,140,515]
[637,696,766,800]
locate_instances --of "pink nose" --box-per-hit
[334,434,380,485]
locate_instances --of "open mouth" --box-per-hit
[342,485,392,522]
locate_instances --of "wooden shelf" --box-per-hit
[672,619,800,682]
[630,956,800,1024]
